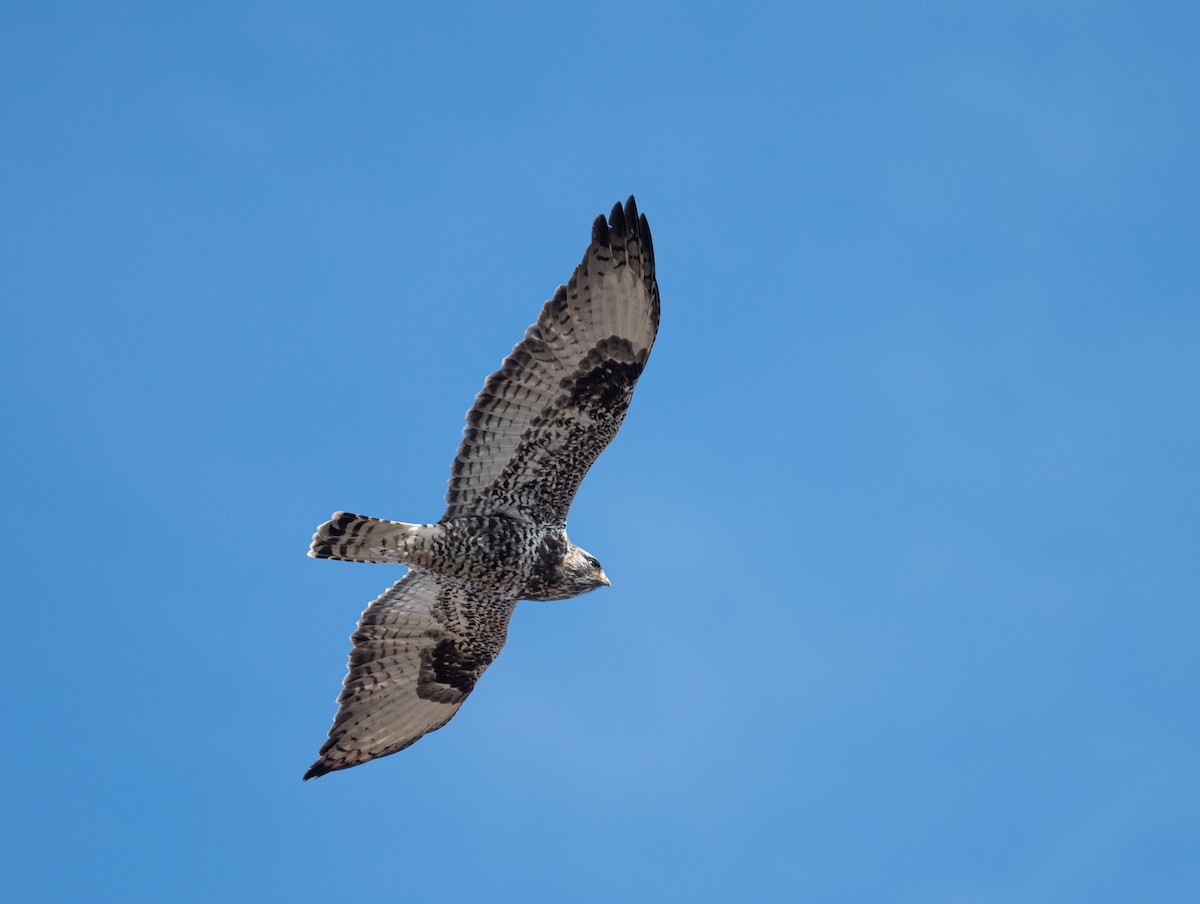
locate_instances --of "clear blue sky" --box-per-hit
[3,2,1198,901]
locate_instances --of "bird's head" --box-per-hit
[559,544,610,596]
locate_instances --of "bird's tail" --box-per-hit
[308,512,423,564]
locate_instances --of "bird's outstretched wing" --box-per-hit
[444,196,659,525]
[304,570,517,779]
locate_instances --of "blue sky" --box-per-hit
[3,2,1198,901]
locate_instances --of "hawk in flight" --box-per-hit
[304,197,659,779]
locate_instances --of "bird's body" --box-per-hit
[310,513,602,601]
[304,197,658,779]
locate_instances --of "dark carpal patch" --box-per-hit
[417,637,484,703]
[567,338,645,413]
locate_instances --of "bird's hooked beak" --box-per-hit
[596,569,611,587]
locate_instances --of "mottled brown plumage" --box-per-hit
[304,198,659,779]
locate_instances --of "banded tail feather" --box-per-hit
[309,512,420,563]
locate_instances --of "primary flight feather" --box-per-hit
[304,197,659,779]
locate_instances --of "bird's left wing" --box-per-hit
[304,570,517,779]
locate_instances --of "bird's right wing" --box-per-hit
[443,196,659,525]
[304,570,517,779]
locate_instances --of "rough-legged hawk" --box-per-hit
[304,197,659,779]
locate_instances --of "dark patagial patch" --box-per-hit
[417,637,484,704]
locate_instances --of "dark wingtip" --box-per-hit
[591,214,609,246]
[302,760,330,781]
[624,196,638,229]
[639,212,654,263]
[608,200,626,236]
